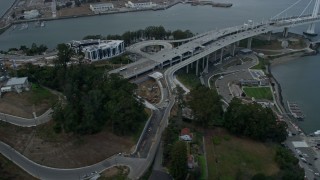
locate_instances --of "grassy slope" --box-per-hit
[243,87,273,100]
[176,70,201,90]
[205,130,279,180]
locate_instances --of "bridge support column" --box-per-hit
[267,31,272,41]
[202,57,205,69]
[186,64,189,74]
[180,56,182,62]
[191,61,193,69]
[196,60,199,76]
[247,37,252,49]
[220,48,224,63]
[231,43,236,56]
[204,56,209,73]
[304,23,317,36]
[214,51,217,61]
[282,27,289,38]
[304,0,320,36]
[236,41,240,46]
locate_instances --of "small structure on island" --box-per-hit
[148,72,163,80]
[23,10,40,19]
[125,1,157,8]
[180,128,193,141]
[239,48,253,55]
[90,3,114,13]
[4,77,30,93]
[240,79,260,86]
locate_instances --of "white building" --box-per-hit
[90,3,114,13]
[5,77,30,93]
[23,10,40,19]
[125,1,157,8]
[68,39,125,61]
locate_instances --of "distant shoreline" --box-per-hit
[0,1,181,35]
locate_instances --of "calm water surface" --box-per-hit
[272,55,320,134]
[0,0,314,50]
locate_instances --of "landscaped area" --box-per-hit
[243,87,273,100]
[205,129,279,180]
[250,57,268,70]
[176,69,201,90]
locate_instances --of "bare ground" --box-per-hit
[137,79,161,104]
[0,121,135,168]
[0,92,52,118]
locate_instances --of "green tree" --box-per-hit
[188,86,223,127]
[224,98,287,142]
[56,43,74,70]
[169,141,188,180]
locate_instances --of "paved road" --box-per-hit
[0,77,171,180]
[0,109,52,127]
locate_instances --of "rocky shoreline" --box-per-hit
[267,50,316,135]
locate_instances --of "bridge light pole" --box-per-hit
[304,0,320,36]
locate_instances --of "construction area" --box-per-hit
[136,79,161,104]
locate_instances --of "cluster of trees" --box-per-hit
[83,26,194,46]
[1,43,48,55]
[186,86,286,143]
[188,86,223,127]
[162,121,188,180]
[224,98,287,142]
[18,44,147,135]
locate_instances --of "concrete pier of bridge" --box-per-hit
[304,0,320,36]
[247,37,252,49]
[283,27,289,38]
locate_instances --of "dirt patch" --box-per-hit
[100,166,129,178]
[0,89,54,118]
[58,5,93,17]
[0,121,135,168]
[137,79,161,104]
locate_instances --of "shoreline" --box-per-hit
[0,0,181,35]
[268,51,312,135]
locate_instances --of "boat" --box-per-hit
[40,21,45,27]
[19,23,28,30]
[287,101,305,120]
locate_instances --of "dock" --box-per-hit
[287,101,305,120]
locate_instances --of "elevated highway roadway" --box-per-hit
[110,15,320,79]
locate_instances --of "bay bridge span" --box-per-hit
[109,0,320,80]
[1,0,320,180]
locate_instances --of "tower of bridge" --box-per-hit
[304,0,320,36]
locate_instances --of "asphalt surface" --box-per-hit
[0,109,53,127]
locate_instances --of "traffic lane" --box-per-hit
[136,108,163,158]
[215,71,252,102]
